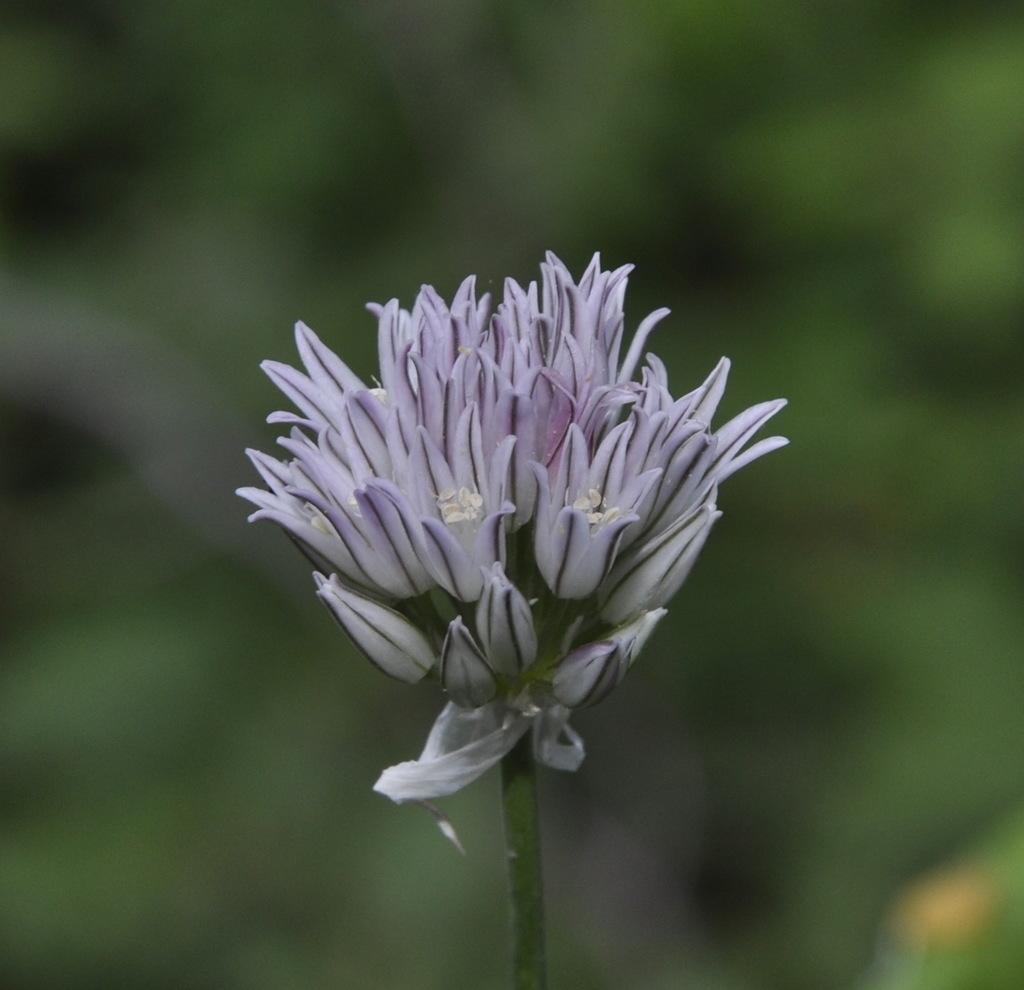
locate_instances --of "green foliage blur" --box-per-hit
[2,2,1023,988]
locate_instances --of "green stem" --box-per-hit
[501,731,547,990]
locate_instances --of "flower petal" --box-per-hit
[421,517,483,601]
[373,701,532,802]
[600,503,720,623]
[295,321,366,395]
[532,703,585,771]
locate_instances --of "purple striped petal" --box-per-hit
[353,482,435,595]
[600,503,720,623]
[421,517,484,601]
[295,321,366,396]
[261,360,337,429]
[711,399,789,480]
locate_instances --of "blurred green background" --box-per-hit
[2,2,1023,988]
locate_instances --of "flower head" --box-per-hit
[239,253,787,803]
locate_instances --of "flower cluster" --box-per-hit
[239,253,786,803]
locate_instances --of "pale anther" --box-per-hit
[571,487,621,526]
[438,485,484,525]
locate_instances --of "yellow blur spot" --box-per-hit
[889,862,1002,950]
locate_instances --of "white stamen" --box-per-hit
[459,488,483,510]
[437,486,484,525]
[572,487,621,527]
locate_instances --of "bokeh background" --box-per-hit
[2,2,1024,988]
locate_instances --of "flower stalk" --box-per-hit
[501,732,547,990]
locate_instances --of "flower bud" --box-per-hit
[314,573,435,683]
[552,609,667,708]
[440,616,498,708]
[476,564,537,674]
[552,640,623,708]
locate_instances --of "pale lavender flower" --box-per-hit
[239,253,787,803]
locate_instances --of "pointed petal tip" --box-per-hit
[413,800,466,855]
[260,358,294,384]
[293,320,322,353]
